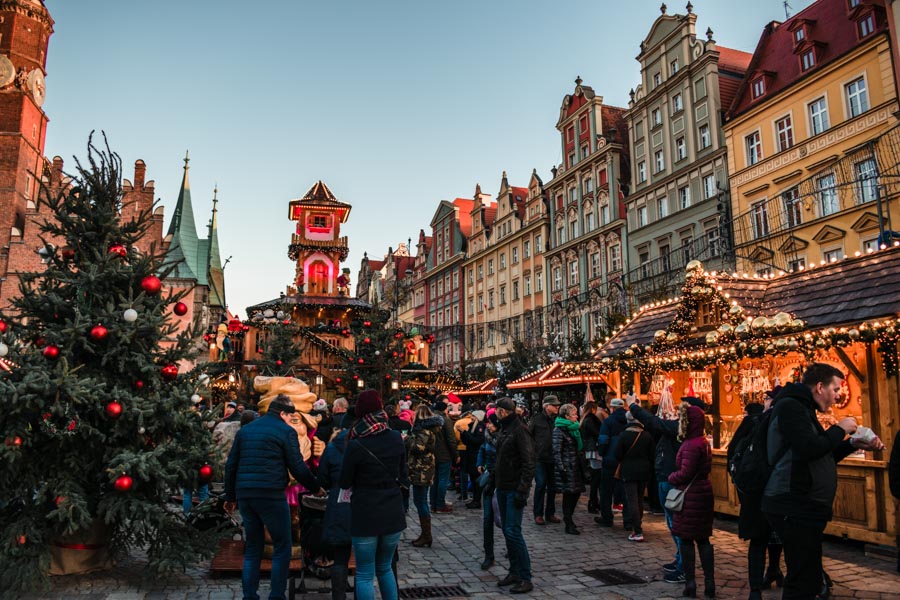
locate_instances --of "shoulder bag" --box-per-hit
[614,430,642,480]
[664,472,698,512]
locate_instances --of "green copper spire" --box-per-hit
[166,151,202,281]
[207,185,226,309]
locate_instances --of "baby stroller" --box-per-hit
[186,490,238,533]
[288,494,336,598]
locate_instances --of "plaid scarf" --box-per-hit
[351,409,389,439]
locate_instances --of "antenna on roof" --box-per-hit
[783,0,792,19]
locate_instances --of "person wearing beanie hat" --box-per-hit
[429,397,459,513]
[224,394,323,600]
[529,395,561,526]
[312,398,328,413]
[596,395,630,529]
[338,389,408,599]
[476,410,501,570]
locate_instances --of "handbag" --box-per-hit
[491,492,503,528]
[664,473,698,512]
[477,469,492,489]
[614,430,643,480]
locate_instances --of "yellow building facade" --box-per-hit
[725,0,900,274]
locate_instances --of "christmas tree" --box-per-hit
[257,319,302,376]
[566,326,591,362]
[0,139,217,594]
[343,307,406,399]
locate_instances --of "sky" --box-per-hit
[42,0,814,317]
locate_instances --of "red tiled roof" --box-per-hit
[729,0,887,118]
[717,46,753,74]
[453,198,475,238]
[367,259,385,270]
[484,206,498,229]
[601,106,629,143]
[717,46,753,111]
[511,186,529,220]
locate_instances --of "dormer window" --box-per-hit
[858,14,874,38]
[801,50,816,70]
[752,78,765,99]
[794,28,805,43]
[849,0,861,7]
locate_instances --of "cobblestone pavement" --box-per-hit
[20,497,900,599]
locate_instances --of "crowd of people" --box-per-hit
[214,362,896,600]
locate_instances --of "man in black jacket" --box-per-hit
[430,398,459,513]
[595,398,628,527]
[224,396,324,600]
[494,397,536,594]
[528,395,561,525]
[763,363,884,599]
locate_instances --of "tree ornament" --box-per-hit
[363,320,372,327]
[161,364,178,381]
[283,319,291,325]
[54,495,66,506]
[173,302,188,316]
[108,244,127,258]
[5,435,22,447]
[123,308,138,323]
[17,534,26,546]
[358,358,364,364]
[335,377,341,383]
[134,379,145,390]
[385,373,391,379]
[105,400,123,419]
[353,374,359,379]
[198,464,213,482]
[42,345,60,360]
[34,336,47,348]
[364,337,371,344]
[191,393,201,404]
[0,342,8,357]
[140,275,162,295]
[276,359,283,366]
[198,373,210,385]
[114,474,133,492]
[0,319,7,333]
[89,324,109,342]
[138,427,146,434]
[61,246,75,261]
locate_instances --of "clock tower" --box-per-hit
[0,0,53,304]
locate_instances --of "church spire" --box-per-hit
[207,184,226,309]
[166,151,201,280]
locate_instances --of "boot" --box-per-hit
[763,543,784,588]
[699,542,715,598]
[564,518,580,535]
[681,541,696,597]
[411,515,432,548]
[330,564,348,600]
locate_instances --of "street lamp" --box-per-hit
[357,379,365,389]
[391,380,399,391]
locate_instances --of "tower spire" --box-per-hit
[166,151,200,281]
[207,183,226,310]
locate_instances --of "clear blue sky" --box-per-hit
[42,0,812,317]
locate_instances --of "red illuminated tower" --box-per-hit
[288,180,351,297]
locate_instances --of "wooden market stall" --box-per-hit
[507,361,621,408]
[581,253,900,547]
[454,378,499,398]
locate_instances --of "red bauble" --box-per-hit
[282,319,291,325]
[42,345,60,360]
[140,275,162,295]
[342,329,350,336]
[363,320,372,327]
[357,358,364,364]
[34,336,46,348]
[392,351,399,358]
[0,319,7,334]
[363,338,370,344]
[114,474,133,492]
[89,324,109,342]
[173,302,188,316]
[335,377,342,383]
[275,360,283,366]
[405,395,411,400]
[352,375,359,380]
[242,325,250,331]
[385,374,391,379]
[5,436,22,447]
[16,534,26,546]
[134,379,145,390]
[198,464,213,482]
[161,364,178,381]
[55,495,66,506]
[61,246,75,261]
[108,244,127,258]
[105,400,123,419]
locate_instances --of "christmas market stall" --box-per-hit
[577,253,900,546]
[506,361,621,408]
[454,378,499,398]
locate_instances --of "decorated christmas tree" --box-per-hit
[257,319,302,376]
[343,307,406,398]
[0,139,217,594]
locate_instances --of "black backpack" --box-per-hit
[727,410,787,496]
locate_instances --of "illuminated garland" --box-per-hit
[288,243,350,262]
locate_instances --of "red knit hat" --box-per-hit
[355,389,383,417]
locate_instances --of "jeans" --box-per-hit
[658,481,682,572]
[412,485,430,519]
[496,490,532,582]
[239,497,292,600]
[482,488,495,560]
[430,461,451,510]
[623,480,645,534]
[352,532,402,600]
[532,461,556,519]
[182,484,209,516]
[767,513,826,600]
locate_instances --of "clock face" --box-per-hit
[27,69,45,106]
[0,55,14,88]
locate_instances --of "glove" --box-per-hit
[513,493,527,509]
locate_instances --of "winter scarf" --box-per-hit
[554,416,583,451]
[351,409,389,439]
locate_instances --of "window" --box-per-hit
[608,243,622,272]
[553,267,562,291]
[824,247,844,262]
[430,282,436,298]
[751,201,770,239]
[437,280,443,296]
[676,137,686,161]
[568,151,575,167]
[512,247,518,264]
[568,187,577,204]
[569,220,579,239]
[776,115,794,151]
[477,293,483,312]
[858,14,874,38]
[524,275,531,296]
[653,72,661,87]
[809,98,829,135]
[657,197,669,219]
[818,174,838,216]
[863,238,878,253]
[569,260,578,286]
[583,177,593,194]
[783,188,802,228]
[679,186,691,209]
[659,244,670,272]
[477,264,483,279]
[673,93,683,113]
[535,235,543,253]
[655,150,665,172]
[670,59,679,74]
[699,124,711,149]
[637,205,648,227]
[500,285,506,305]
[652,108,662,127]
[788,257,807,271]
[499,253,506,270]
[639,251,650,278]
[536,271,543,291]
[523,240,531,258]
[600,203,610,225]
[556,225,565,245]
[581,144,590,159]
[312,215,329,228]
[468,269,473,284]
[703,174,717,199]
[590,252,601,278]
[846,77,869,117]
[801,50,816,70]
[488,329,494,346]
[468,298,474,315]
[681,237,693,263]
[638,161,647,183]
[488,259,494,275]
[795,28,805,42]
[488,290,494,308]
[585,211,595,231]
[752,78,765,99]
[745,131,762,166]
[855,159,877,204]
[706,227,721,257]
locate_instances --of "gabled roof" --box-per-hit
[289,180,352,221]
[717,46,753,74]
[453,198,475,237]
[511,186,528,220]
[729,0,887,118]
[600,105,629,144]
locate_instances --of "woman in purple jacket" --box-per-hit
[668,403,715,598]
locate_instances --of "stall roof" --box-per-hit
[456,378,498,396]
[596,245,900,358]
[506,362,562,389]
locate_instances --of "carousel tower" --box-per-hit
[287,180,352,296]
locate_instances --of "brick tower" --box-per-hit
[0,0,53,305]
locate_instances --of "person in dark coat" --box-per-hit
[668,403,715,598]
[477,413,500,570]
[552,403,585,535]
[224,396,324,600]
[461,410,486,508]
[528,395,561,525]
[614,412,654,542]
[430,399,459,513]
[595,398,629,527]
[406,405,442,548]
[386,404,412,437]
[338,390,408,600]
[319,425,352,600]
[579,401,603,514]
